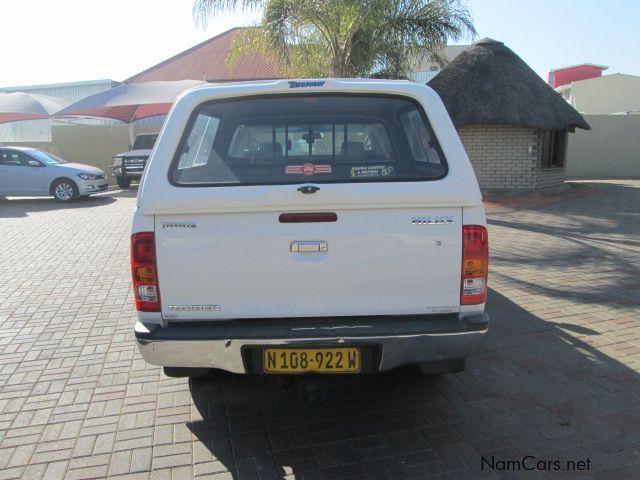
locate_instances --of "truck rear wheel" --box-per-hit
[116,176,131,189]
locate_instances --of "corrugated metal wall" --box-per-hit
[0,119,52,142]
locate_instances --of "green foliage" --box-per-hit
[193,0,476,78]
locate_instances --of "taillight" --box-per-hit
[131,232,160,312]
[461,225,488,305]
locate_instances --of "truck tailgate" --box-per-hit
[154,207,461,320]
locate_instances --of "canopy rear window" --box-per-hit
[171,94,447,186]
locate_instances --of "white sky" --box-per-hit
[0,0,259,88]
[1,0,638,88]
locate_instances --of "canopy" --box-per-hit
[55,80,206,123]
[0,92,70,124]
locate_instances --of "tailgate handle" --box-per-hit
[279,212,337,223]
[290,241,328,253]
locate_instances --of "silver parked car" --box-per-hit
[0,147,108,202]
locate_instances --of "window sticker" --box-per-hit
[285,163,333,176]
[350,165,395,178]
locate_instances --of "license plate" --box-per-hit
[263,347,361,373]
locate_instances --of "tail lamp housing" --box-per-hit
[461,225,489,305]
[131,232,160,312]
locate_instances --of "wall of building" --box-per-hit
[410,45,469,73]
[53,124,162,184]
[409,45,469,84]
[567,74,640,114]
[0,123,161,185]
[408,71,439,84]
[457,124,566,191]
[566,114,640,178]
[549,65,606,88]
[0,119,53,143]
[457,125,568,191]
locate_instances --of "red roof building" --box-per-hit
[547,63,608,89]
[126,28,282,83]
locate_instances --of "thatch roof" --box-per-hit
[428,38,590,131]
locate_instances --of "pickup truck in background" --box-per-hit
[112,133,158,189]
[132,79,489,378]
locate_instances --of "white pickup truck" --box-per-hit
[132,79,489,377]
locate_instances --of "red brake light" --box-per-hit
[461,225,488,305]
[131,232,160,312]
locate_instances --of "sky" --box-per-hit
[1,0,638,88]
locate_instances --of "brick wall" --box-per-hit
[457,124,566,191]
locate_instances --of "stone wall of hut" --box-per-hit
[457,124,566,191]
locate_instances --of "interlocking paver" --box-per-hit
[1,180,640,478]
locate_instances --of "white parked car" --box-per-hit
[0,147,108,201]
[133,79,489,377]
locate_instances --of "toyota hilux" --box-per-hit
[132,79,489,377]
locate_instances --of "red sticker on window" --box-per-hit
[285,163,332,176]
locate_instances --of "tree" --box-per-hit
[193,0,476,78]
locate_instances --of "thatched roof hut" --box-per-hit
[429,38,589,132]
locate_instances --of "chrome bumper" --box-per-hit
[135,313,489,374]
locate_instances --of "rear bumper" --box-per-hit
[135,313,489,373]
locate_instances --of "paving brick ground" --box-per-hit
[1,180,639,480]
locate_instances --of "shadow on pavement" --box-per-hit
[487,181,639,310]
[0,190,132,218]
[105,185,139,198]
[187,287,640,479]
